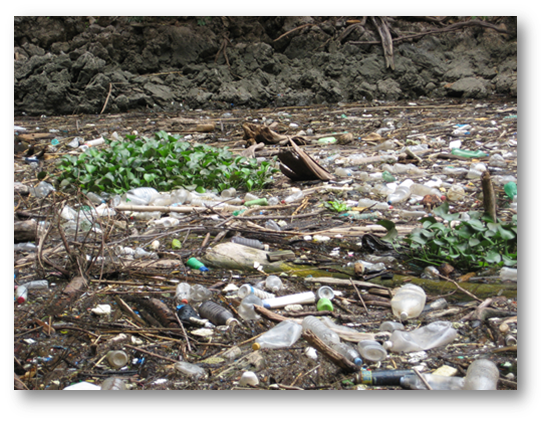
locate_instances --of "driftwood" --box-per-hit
[44,276,88,316]
[242,122,287,146]
[302,329,360,373]
[278,139,335,181]
[14,220,37,243]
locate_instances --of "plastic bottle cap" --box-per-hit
[400,311,409,321]
[252,343,261,351]
[383,341,393,350]
[354,358,363,366]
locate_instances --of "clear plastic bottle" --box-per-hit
[390,283,426,320]
[252,320,303,350]
[447,185,465,201]
[190,284,213,302]
[86,191,105,205]
[101,377,127,390]
[499,267,517,281]
[317,285,335,300]
[265,275,283,292]
[409,183,441,197]
[357,340,387,362]
[14,242,37,252]
[331,342,363,365]
[238,284,275,300]
[237,293,263,321]
[175,282,192,303]
[302,316,341,346]
[379,321,405,332]
[357,198,390,210]
[106,350,128,369]
[265,220,282,231]
[231,236,265,250]
[15,285,28,304]
[134,247,159,260]
[198,301,237,326]
[387,186,411,204]
[175,361,207,379]
[122,187,160,205]
[463,359,500,390]
[401,374,465,390]
[443,167,468,177]
[384,321,458,353]
[262,291,316,309]
[284,190,304,203]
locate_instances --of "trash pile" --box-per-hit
[14,98,517,390]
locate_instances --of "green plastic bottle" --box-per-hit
[451,148,488,158]
[382,171,396,182]
[504,181,517,200]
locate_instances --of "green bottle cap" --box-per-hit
[317,297,334,312]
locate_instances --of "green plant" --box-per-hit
[197,17,211,26]
[378,202,517,270]
[56,131,278,195]
[324,201,351,213]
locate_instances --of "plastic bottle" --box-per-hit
[355,369,414,386]
[443,167,468,177]
[463,359,500,390]
[357,340,388,362]
[302,316,341,346]
[14,242,37,252]
[503,181,517,200]
[390,283,426,321]
[387,186,411,204]
[284,190,304,203]
[122,187,160,205]
[86,192,105,205]
[15,285,28,304]
[221,188,237,198]
[237,293,263,321]
[198,301,237,326]
[101,377,127,390]
[379,321,404,332]
[499,267,517,281]
[357,198,390,210]
[238,284,275,300]
[447,185,465,201]
[231,236,265,250]
[134,247,159,260]
[265,220,282,231]
[175,282,192,303]
[176,302,201,326]
[409,183,441,197]
[265,275,283,292]
[331,342,363,365]
[262,291,316,309]
[186,257,209,272]
[190,284,213,302]
[21,280,49,290]
[175,361,207,379]
[106,350,128,369]
[451,148,487,158]
[384,321,458,353]
[252,320,303,350]
[335,167,353,177]
[398,210,428,219]
[401,374,465,390]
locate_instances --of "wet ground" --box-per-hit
[14,97,517,390]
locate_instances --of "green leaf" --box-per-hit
[172,239,182,249]
[377,219,398,242]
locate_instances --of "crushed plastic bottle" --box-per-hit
[237,294,263,321]
[252,320,303,350]
[447,184,465,201]
[387,186,411,204]
[175,282,192,303]
[175,361,207,379]
[499,267,517,281]
[284,190,304,203]
[101,377,127,390]
[384,321,458,353]
[134,247,159,260]
[463,359,500,390]
[451,148,488,158]
[265,275,283,292]
[190,284,213,302]
[302,316,341,346]
[390,283,426,320]
[401,373,465,390]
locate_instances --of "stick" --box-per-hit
[273,23,313,42]
[100,83,112,115]
[349,277,369,314]
[437,274,483,303]
[124,344,179,364]
[413,368,433,390]
[173,312,192,353]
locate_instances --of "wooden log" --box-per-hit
[481,170,497,222]
[302,329,360,373]
[14,220,37,243]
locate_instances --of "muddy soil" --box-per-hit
[14,97,517,390]
[14,16,517,117]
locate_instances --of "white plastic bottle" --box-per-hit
[387,186,411,204]
[238,284,275,300]
[384,321,458,353]
[390,283,426,320]
[463,359,500,390]
[302,316,341,346]
[252,320,303,350]
[409,183,441,197]
[175,361,207,379]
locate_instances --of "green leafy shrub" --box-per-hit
[56,131,278,195]
[379,202,517,270]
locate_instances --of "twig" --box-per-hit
[437,274,483,303]
[173,312,192,353]
[413,368,433,390]
[273,23,313,42]
[124,344,179,364]
[349,277,369,314]
[100,83,112,114]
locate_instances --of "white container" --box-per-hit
[463,359,500,390]
[390,283,426,320]
[238,284,275,300]
[384,321,458,353]
[106,350,128,369]
[252,320,303,350]
[262,291,316,309]
[239,371,259,387]
[302,316,341,346]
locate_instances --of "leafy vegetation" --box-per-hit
[324,201,351,213]
[56,131,278,195]
[379,202,517,270]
